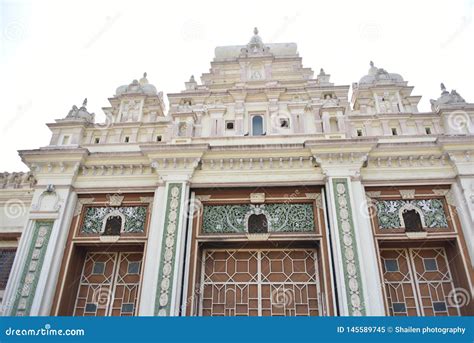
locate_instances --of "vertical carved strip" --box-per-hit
[10,221,54,316]
[332,178,365,316]
[155,183,183,316]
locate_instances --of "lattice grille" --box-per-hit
[381,248,460,316]
[200,249,320,316]
[73,252,143,316]
[0,249,16,290]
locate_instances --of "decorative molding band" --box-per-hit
[332,178,365,316]
[80,164,153,176]
[155,183,183,316]
[73,198,95,217]
[432,189,456,206]
[200,156,315,171]
[305,193,323,208]
[366,154,449,169]
[10,220,54,316]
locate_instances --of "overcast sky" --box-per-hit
[0,0,473,171]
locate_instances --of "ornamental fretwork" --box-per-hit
[375,199,448,229]
[202,203,315,234]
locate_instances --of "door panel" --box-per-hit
[73,252,143,316]
[200,249,320,316]
[380,248,460,316]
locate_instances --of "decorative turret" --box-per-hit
[104,73,166,124]
[430,83,467,111]
[62,98,95,123]
[352,61,420,115]
[240,27,271,57]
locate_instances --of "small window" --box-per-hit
[279,118,290,128]
[403,209,423,232]
[94,137,100,144]
[85,303,97,313]
[356,129,363,137]
[121,303,135,313]
[425,127,432,135]
[423,258,438,272]
[384,259,399,272]
[433,302,447,312]
[124,136,130,143]
[226,121,235,130]
[248,214,268,233]
[391,128,398,136]
[103,216,122,236]
[92,262,105,275]
[128,261,141,274]
[156,135,162,142]
[392,302,406,313]
[252,115,264,136]
[61,135,70,145]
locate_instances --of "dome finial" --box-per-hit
[143,72,147,78]
[440,82,446,91]
[254,27,259,35]
[370,61,374,67]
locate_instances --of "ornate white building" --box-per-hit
[1,29,473,316]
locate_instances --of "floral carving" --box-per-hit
[202,203,315,234]
[375,199,448,229]
[80,206,147,234]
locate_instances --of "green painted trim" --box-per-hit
[332,178,366,316]
[10,220,54,316]
[154,183,183,316]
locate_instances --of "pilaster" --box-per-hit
[154,179,190,316]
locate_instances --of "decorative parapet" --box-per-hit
[0,172,36,189]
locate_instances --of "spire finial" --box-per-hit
[440,82,446,91]
[254,27,259,35]
[370,61,374,67]
[143,72,147,78]
[82,98,87,107]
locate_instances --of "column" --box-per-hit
[154,179,190,316]
[2,186,77,316]
[350,180,386,315]
[322,112,330,133]
[138,184,166,315]
[325,177,366,316]
[451,179,474,264]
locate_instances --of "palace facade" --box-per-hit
[0,29,473,316]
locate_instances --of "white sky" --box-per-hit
[0,0,473,172]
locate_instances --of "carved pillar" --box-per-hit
[154,179,190,316]
[314,111,322,133]
[399,119,408,135]
[2,186,77,316]
[336,112,345,133]
[234,102,245,135]
[322,112,330,133]
[325,177,367,316]
[381,120,391,135]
